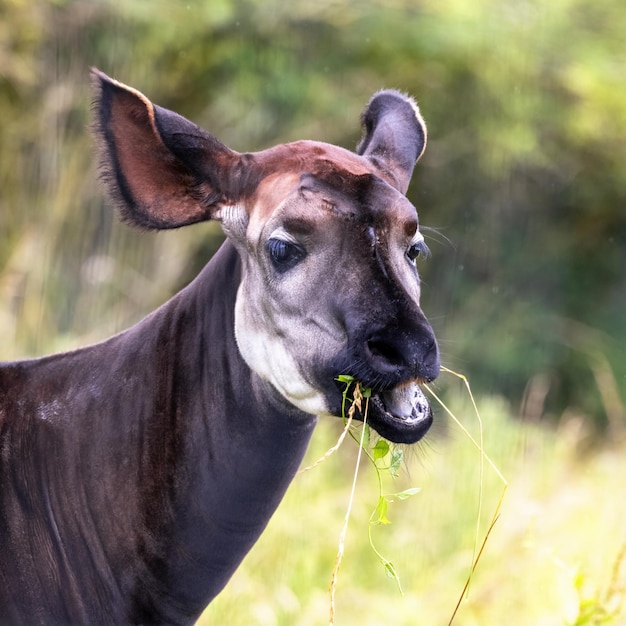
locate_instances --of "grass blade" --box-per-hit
[426,367,508,625]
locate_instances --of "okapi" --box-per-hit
[0,70,440,625]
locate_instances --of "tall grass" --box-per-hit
[200,393,626,625]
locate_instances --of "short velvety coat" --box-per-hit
[0,71,439,624]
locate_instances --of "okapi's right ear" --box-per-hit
[92,69,256,230]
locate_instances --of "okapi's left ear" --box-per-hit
[92,69,256,230]
[356,90,427,194]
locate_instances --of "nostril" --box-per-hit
[365,339,406,370]
[364,332,440,381]
[422,338,440,382]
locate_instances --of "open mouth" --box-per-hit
[342,379,433,444]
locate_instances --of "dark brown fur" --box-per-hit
[0,71,438,624]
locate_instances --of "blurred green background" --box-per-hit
[1,0,625,624]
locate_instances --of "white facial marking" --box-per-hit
[233,285,333,417]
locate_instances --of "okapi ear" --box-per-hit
[91,69,255,230]
[356,90,427,195]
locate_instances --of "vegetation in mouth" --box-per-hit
[303,369,508,625]
[328,375,423,624]
[332,375,433,447]
[336,375,422,590]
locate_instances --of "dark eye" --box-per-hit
[406,240,430,265]
[266,238,306,272]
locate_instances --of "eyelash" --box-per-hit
[266,238,306,272]
[406,240,430,264]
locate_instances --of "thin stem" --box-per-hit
[328,392,369,625]
[425,368,508,625]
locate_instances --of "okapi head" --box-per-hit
[93,70,440,444]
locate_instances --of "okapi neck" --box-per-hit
[123,241,318,618]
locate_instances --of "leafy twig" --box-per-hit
[329,376,422,622]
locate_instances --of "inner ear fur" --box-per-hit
[92,69,252,230]
[356,89,427,194]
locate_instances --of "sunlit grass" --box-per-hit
[200,393,626,625]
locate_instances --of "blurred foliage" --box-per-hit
[1,0,625,432]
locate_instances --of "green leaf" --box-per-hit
[361,386,372,398]
[387,487,421,501]
[389,448,404,477]
[372,439,390,460]
[336,374,354,384]
[371,496,391,525]
[384,561,398,580]
[382,560,404,594]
